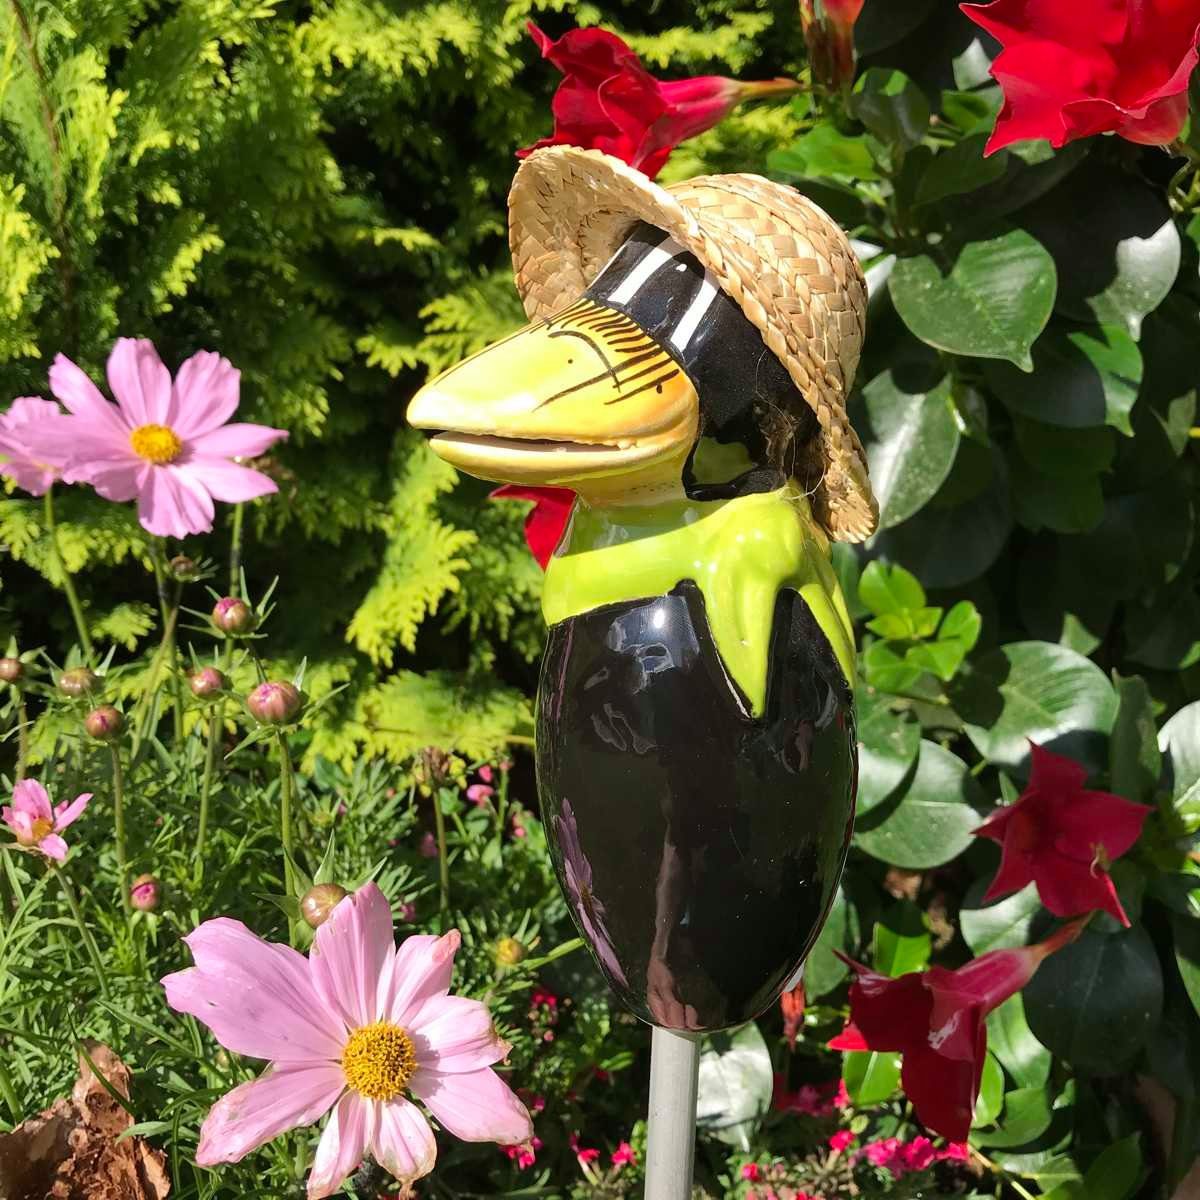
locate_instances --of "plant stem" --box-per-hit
[194,709,220,866]
[130,603,179,757]
[276,730,295,859]
[229,503,245,596]
[15,697,29,782]
[110,744,130,913]
[152,542,184,743]
[433,786,450,913]
[54,867,109,998]
[43,489,94,665]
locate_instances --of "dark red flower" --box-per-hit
[520,22,798,179]
[490,484,574,569]
[961,0,1200,154]
[828,920,1082,1141]
[974,742,1151,926]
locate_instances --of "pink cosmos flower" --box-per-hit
[34,339,287,540]
[611,1141,637,1167]
[0,398,72,495]
[2,779,91,862]
[162,882,532,1197]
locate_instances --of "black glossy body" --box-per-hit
[536,580,857,1032]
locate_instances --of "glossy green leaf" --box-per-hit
[986,324,1142,433]
[843,1048,902,1106]
[855,0,936,55]
[961,884,1041,955]
[873,899,931,976]
[1011,453,1104,534]
[987,994,1052,1089]
[1024,926,1163,1073]
[1172,914,1200,1021]
[696,1022,773,1150]
[917,133,1007,205]
[1013,418,1115,478]
[854,371,960,530]
[862,639,922,694]
[952,641,1118,774]
[805,885,858,999]
[858,559,925,616]
[1109,673,1161,804]
[856,691,920,815]
[851,69,929,153]
[1159,701,1200,836]
[976,1084,1054,1148]
[890,229,1057,369]
[771,126,880,181]
[1081,1134,1145,1200]
[973,1052,1005,1126]
[854,739,985,868]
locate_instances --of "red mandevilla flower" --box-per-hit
[520,23,798,180]
[961,0,1200,155]
[974,743,1151,926]
[828,920,1083,1141]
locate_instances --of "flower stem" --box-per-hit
[194,709,220,867]
[15,697,29,782]
[276,730,294,858]
[43,489,94,666]
[229,502,245,596]
[54,866,110,998]
[109,744,130,914]
[130,602,179,757]
[433,786,451,913]
[151,541,184,743]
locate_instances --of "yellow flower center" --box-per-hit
[20,816,53,846]
[129,424,183,464]
[341,1022,416,1100]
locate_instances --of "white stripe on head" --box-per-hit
[669,271,719,352]
[606,235,688,305]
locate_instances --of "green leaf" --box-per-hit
[1013,418,1116,478]
[974,1052,1005,1126]
[987,995,1052,1089]
[1172,914,1200,1021]
[771,126,880,181]
[977,1084,1054,1148]
[855,0,936,55]
[1011,453,1104,534]
[853,371,961,530]
[890,230,1057,370]
[873,899,931,976]
[858,560,925,616]
[863,639,923,693]
[843,1049,902,1106]
[916,133,1007,206]
[696,1023,773,1150]
[1109,674,1161,805]
[854,739,985,868]
[1081,1134,1145,1200]
[1024,926,1164,1073]
[856,691,921,815]
[805,885,858,999]
[851,68,930,153]
[1159,701,1200,836]
[952,641,1118,774]
[961,884,1041,955]
[986,324,1142,434]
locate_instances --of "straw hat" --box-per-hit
[507,145,877,542]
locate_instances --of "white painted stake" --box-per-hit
[644,1026,701,1199]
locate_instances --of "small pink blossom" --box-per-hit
[570,1133,601,1166]
[419,831,438,858]
[478,765,494,783]
[162,882,532,1197]
[511,811,528,838]
[611,1141,637,1168]
[899,1136,937,1172]
[829,1130,856,1153]
[938,1141,971,1163]
[864,1137,903,1171]
[742,1163,762,1181]
[503,1135,542,1169]
[832,1079,850,1109]
[2,779,91,862]
[0,398,72,495]
[31,340,287,539]
[466,783,495,805]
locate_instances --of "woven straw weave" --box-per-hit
[508,145,878,542]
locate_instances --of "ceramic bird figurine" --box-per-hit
[408,146,876,1032]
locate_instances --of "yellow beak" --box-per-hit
[406,299,699,495]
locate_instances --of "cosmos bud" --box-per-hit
[84,705,125,741]
[130,873,161,912]
[169,555,200,581]
[0,658,23,684]
[211,597,256,635]
[301,883,348,928]
[246,681,302,725]
[189,667,228,698]
[58,667,100,698]
[494,936,528,967]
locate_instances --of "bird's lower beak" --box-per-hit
[406,300,699,492]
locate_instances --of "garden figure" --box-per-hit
[409,144,874,1036]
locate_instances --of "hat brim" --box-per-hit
[507,145,878,542]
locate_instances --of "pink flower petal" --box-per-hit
[53,792,91,831]
[48,355,129,435]
[162,917,345,1061]
[180,458,278,503]
[38,833,68,862]
[172,351,241,438]
[308,1091,370,1200]
[370,1097,438,1185]
[409,1066,532,1144]
[136,464,214,538]
[11,780,52,820]
[68,458,142,502]
[196,1061,344,1166]
[383,930,461,1026]
[107,338,173,427]
[408,995,510,1074]
[188,423,288,459]
[310,881,396,1030]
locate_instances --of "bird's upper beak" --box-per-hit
[406,299,699,496]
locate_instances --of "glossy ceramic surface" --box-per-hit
[536,581,856,1032]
